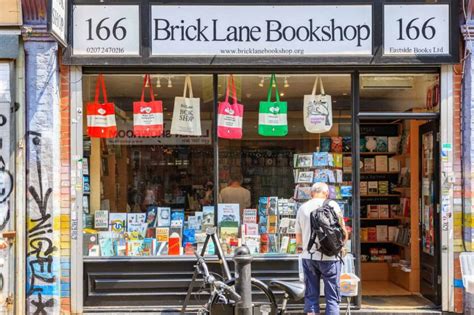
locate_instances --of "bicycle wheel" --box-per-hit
[213,277,278,314]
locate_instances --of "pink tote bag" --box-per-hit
[217,75,244,139]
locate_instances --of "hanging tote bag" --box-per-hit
[217,75,244,139]
[87,74,117,138]
[258,74,288,137]
[303,76,333,133]
[170,76,202,136]
[133,74,164,137]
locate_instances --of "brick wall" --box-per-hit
[59,53,71,314]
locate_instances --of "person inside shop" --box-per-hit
[200,180,214,206]
[218,173,251,216]
[295,182,348,315]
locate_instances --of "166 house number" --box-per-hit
[85,17,127,53]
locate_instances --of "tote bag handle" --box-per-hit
[311,76,326,96]
[94,74,108,103]
[266,74,281,103]
[183,75,194,98]
[140,74,156,102]
[225,75,238,105]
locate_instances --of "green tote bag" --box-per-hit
[258,74,288,137]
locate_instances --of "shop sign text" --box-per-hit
[73,5,140,56]
[384,5,450,56]
[150,5,372,56]
[48,0,68,46]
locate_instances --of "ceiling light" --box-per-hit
[284,77,289,88]
[167,76,172,88]
[258,77,264,87]
[156,76,161,88]
[280,92,285,97]
[342,92,347,96]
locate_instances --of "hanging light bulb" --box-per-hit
[167,76,172,88]
[284,77,289,88]
[258,77,264,87]
[272,77,276,88]
[156,76,161,88]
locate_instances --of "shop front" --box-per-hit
[64,0,460,313]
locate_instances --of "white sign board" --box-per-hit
[384,5,450,56]
[49,0,67,45]
[73,5,140,56]
[107,121,212,146]
[151,5,372,56]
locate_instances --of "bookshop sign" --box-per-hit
[66,1,459,64]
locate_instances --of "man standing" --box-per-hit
[218,173,251,216]
[296,182,348,315]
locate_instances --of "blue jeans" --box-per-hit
[302,259,341,315]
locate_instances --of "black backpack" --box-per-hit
[307,199,344,260]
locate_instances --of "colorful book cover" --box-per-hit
[331,137,343,153]
[335,186,342,199]
[157,207,171,227]
[314,169,329,183]
[279,217,290,234]
[126,240,144,256]
[146,228,156,238]
[170,209,185,225]
[187,216,201,231]
[342,136,352,152]
[268,234,278,253]
[360,137,368,152]
[170,221,183,242]
[109,213,127,236]
[142,238,155,256]
[340,186,352,197]
[83,233,98,256]
[287,238,297,254]
[378,181,389,195]
[260,233,269,253]
[327,153,335,167]
[168,233,181,255]
[320,138,331,152]
[127,213,146,231]
[328,185,337,199]
[243,209,258,224]
[342,157,352,172]
[182,228,196,247]
[156,227,170,242]
[375,155,388,172]
[94,210,109,229]
[333,153,343,168]
[219,221,239,239]
[115,238,126,256]
[313,152,329,167]
[145,206,159,228]
[364,158,375,172]
[258,197,269,216]
[368,205,380,218]
[296,154,313,168]
[368,181,378,194]
[280,236,290,253]
[155,241,169,255]
[360,181,368,195]
[243,236,260,255]
[379,205,390,218]
[268,197,278,215]
[195,211,203,226]
[296,170,314,184]
[388,136,400,153]
[202,206,215,226]
[327,169,336,183]
[335,169,343,183]
[217,203,240,225]
[84,214,94,229]
[267,215,278,234]
[389,157,400,172]
[295,185,311,200]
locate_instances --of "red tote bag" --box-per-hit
[217,75,244,139]
[133,74,164,137]
[87,74,117,138]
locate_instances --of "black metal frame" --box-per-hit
[63,0,460,66]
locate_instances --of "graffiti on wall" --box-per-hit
[26,131,58,315]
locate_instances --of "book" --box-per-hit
[378,181,389,195]
[375,155,388,172]
[243,236,260,254]
[170,220,183,242]
[269,234,278,252]
[388,226,398,242]
[287,239,297,254]
[155,241,169,255]
[364,158,375,172]
[243,223,259,236]
[182,228,196,247]
[379,205,389,218]
[365,137,377,152]
[83,214,93,229]
[83,233,98,256]
[202,206,215,226]
[279,218,290,234]
[313,152,329,167]
[295,185,311,200]
[142,238,155,256]
[313,169,329,183]
[320,138,331,152]
[168,233,181,255]
[187,216,201,231]
[368,227,377,241]
[220,222,239,240]
[89,245,100,256]
[115,238,126,256]
[376,137,388,152]
[333,153,343,168]
[328,185,336,199]
[331,137,343,152]
[195,211,203,226]
[376,225,388,241]
[268,197,278,215]
[388,136,400,153]
[341,186,352,197]
[327,170,336,183]
[126,240,144,256]
[146,228,156,238]
[171,209,185,225]
[217,203,240,225]
[260,234,269,253]
[342,137,351,152]
[360,137,368,152]
[360,181,368,195]
[389,157,400,172]
[267,215,278,234]
[94,210,109,229]
[109,213,127,236]
[342,157,352,172]
[335,169,343,183]
[156,227,170,242]
[157,207,171,227]
[390,204,402,217]
[127,213,147,237]
[280,236,290,253]
[242,209,257,224]
[368,205,379,218]
[296,170,314,183]
[145,206,159,228]
[360,228,368,241]
[368,181,378,194]
[288,219,297,234]
[296,153,313,168]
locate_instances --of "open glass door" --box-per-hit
[419,121,441,305]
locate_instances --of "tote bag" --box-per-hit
[217,75,244,139]
[258,74,288,137]
[87,74,117,138]
[170,76,202,136]
[303,76,333,133]
[133,74,164,137]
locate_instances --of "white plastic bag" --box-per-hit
[303,77,333,133]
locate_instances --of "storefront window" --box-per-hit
[81,73,353,258]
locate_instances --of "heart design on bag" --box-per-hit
[97,108,106,115]
[224,107,235,115]
[140,106,152,114]
[269,106,280,114]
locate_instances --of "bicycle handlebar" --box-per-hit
[214,281,241,302]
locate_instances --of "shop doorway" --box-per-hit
[419,121,441,305]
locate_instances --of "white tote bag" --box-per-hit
[303,76,333,133]
[171,76,202,136]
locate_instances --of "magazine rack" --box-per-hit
[181,227,232,314]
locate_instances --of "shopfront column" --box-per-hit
[24,40,62,315]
